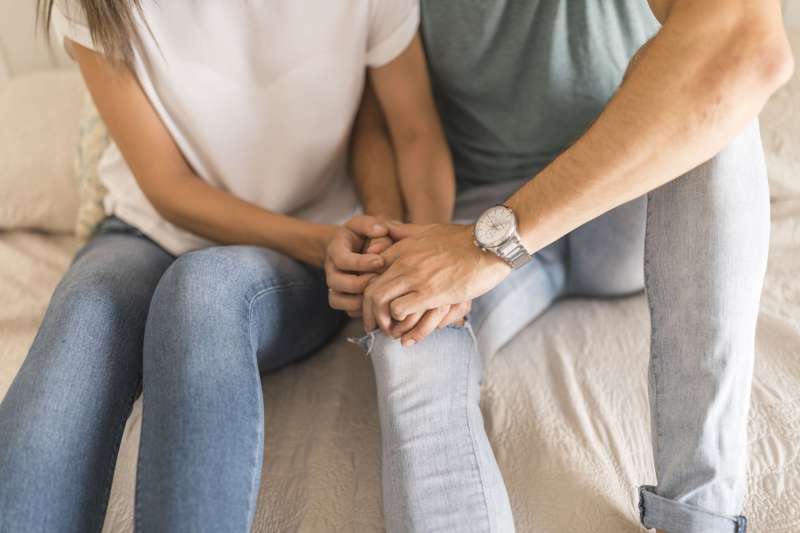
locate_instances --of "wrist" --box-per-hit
[468,224,513,277]
[285,221,335,268]
[310,224,337,268]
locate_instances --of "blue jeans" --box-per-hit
[365,121,768,533]
[0,217,347,533]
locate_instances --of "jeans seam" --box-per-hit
[462,324,494,533]
[242,282,311,524]
[246,281,315,357]
[643,193,663,497]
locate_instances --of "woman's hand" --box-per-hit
[387,300,472,346]
[325,215,390,317]
[362,223,511,334]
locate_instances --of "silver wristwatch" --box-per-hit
[473,204,532,269]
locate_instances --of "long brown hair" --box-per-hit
[37,0,142,64]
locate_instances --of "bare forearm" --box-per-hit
[351,88,405,222]
[507,1,793,252]
[352,77,455,225]
[145,174,333,266]
[395,138,455,224]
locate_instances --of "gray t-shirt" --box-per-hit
[421,1,660,189]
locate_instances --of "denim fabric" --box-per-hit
[367,121,768,533]
[0,217,347,533]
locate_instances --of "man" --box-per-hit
[327,1,793,532]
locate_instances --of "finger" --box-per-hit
[327,270,375,295]
[437,302,470,329]
[347,309,362,318]
[374,279,416,334]
[362,289,376,333]
[365,236,393,255]
[390,291,444,322]
[401,306,449,346]
[328,290,362,313]
[389,311,424,338]
[387,222,426,241]
[365,269,415,334]
[380,240,408,266]
[346,215,389,239]
[332,247,384,273]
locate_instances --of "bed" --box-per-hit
[1,3,798,531]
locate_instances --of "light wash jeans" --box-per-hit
[364,121,768,533]
[0,217,347,533]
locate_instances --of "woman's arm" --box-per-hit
[350,81,405,223]
[368,34,455,225]
[71,41,336,267]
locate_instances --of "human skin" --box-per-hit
[325,39,471,335]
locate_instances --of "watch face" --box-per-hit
[475,205,516,248]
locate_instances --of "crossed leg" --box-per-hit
[368,121,766,533]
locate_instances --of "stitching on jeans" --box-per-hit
[246,281,315,357]
[643,194,663,488]
[242,281,315,523]
[461,325,494,532]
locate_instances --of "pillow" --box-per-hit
[73,90,110,239]
[0,70,83,233]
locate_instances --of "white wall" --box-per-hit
[0,0,71,83]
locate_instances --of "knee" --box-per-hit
[143,248,258,372]
[368,328,479,436]
[149,248,238,318]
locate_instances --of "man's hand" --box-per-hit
[325,215,390,317]
[362,223,511,336]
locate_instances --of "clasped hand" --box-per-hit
[325,215,511,346]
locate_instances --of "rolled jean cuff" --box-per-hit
[638,486,747,533]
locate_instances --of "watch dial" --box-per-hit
[476,206,515,247]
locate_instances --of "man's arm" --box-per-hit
[507,0,793,253]
[367,0,793,326]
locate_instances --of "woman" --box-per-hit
[0,1,454,531]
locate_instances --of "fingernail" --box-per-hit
[403,339,416,347]
[373,224,384,233]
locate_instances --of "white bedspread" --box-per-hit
[0,203,797,533]
[1,34,799,533]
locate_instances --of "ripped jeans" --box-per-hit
[362,121,768,533]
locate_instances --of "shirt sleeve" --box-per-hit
[50,0,97,52]
[365,0,420,68]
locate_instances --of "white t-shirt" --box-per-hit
[53,0,419,255]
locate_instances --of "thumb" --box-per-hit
[346,215,388,239]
